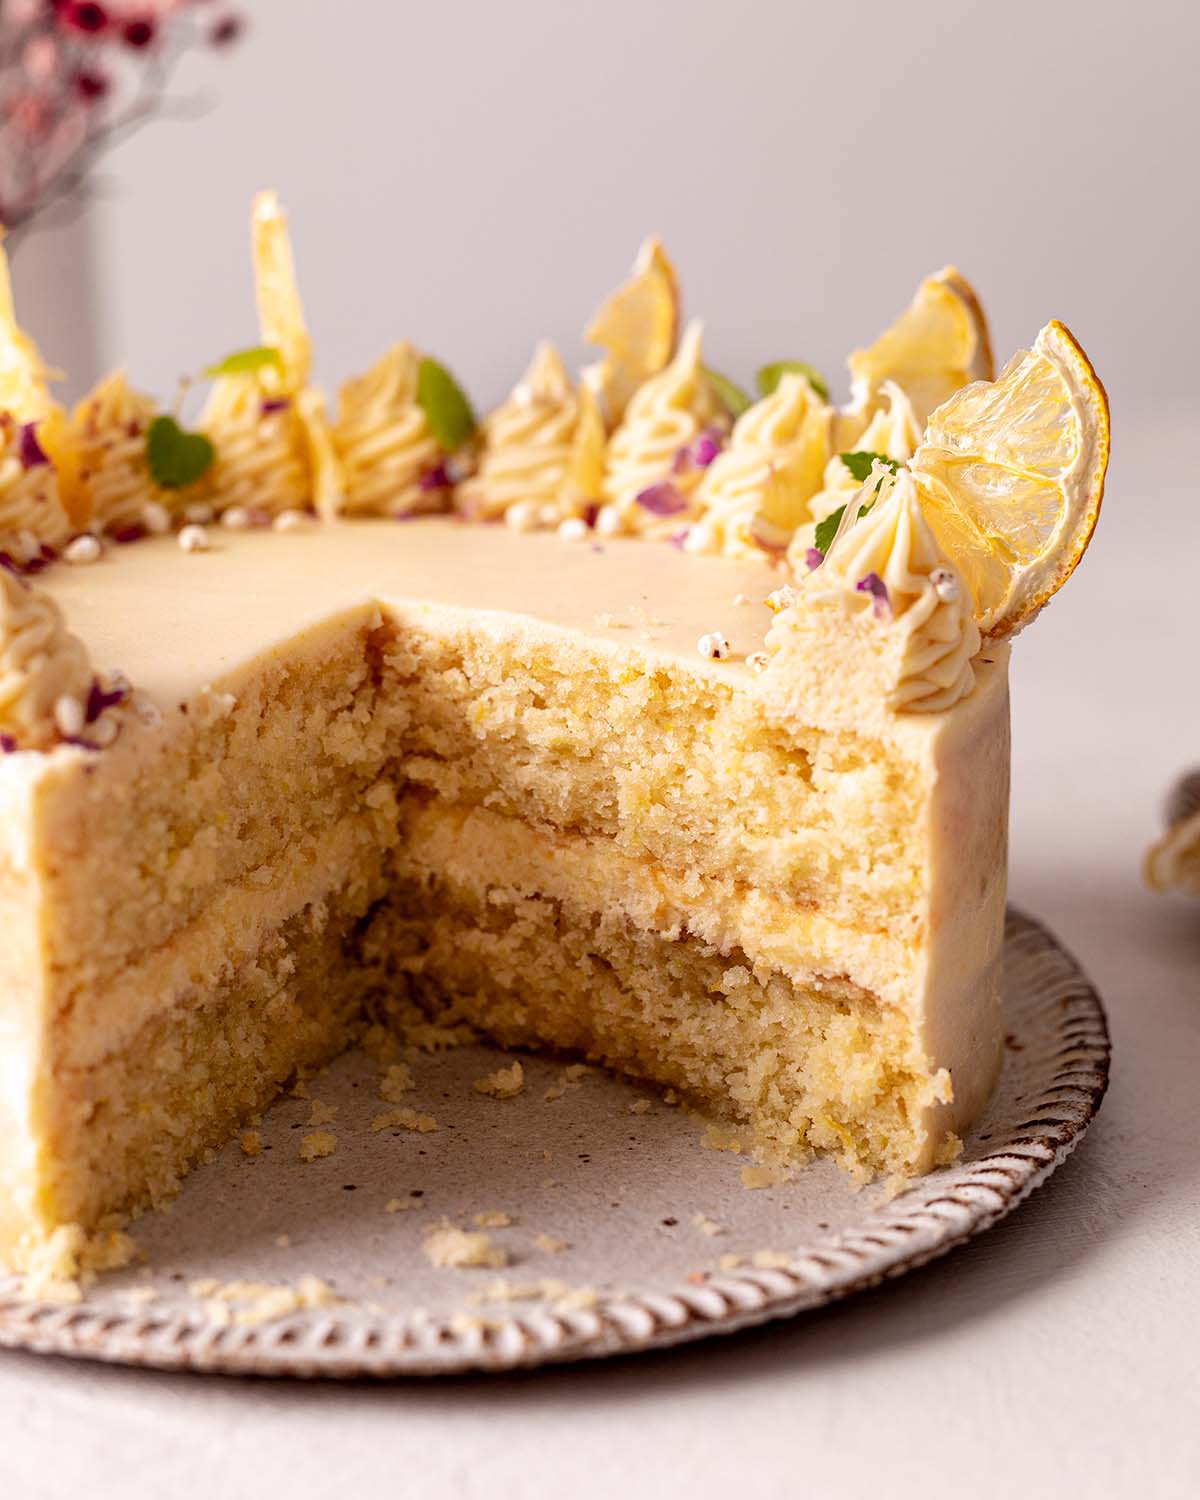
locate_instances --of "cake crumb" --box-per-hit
[628,1098,652,1115]
[378,1063,415,1102]
[299,1129,337,1162]
[717,1254,744,1271]
[532,1234,569,1254]
[750,1250,794,1270]
[384,1198,419,1214]
[194,1274,336,1327]
[306,1099,338,1127]
[290,1079,310,1099]
[424,1228,508,1270]
[691,1213,724,1237]
[934,1131,963,1166]
[360,1023,401,1063]
[740,1163,786,1190]
[702,1124,745,1155]
[239,1129,263,1158]
[18,1224,140,1303]
[544,1062,590,1103]
[274,1234,291,1248]
[473,1210,513,1229]
[473,1060,525,1100]
[370,1107,440,1134]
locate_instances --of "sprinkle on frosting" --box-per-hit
[786,465,982,713]
[0,566,94,749]
[456,342,581,523]
[686,371,831,561]
[333,342,445,518]
[601,322,726,537]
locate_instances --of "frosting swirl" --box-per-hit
[333,343,443,517]
[456,343,580,520]
[800,466,981,713]
[71,369,160,535]
[0,413,72,562]
[601,321,723,535]
[201,378,312,516]
[0,565,92,748]
[686,372,830,561]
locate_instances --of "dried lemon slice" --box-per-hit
[584,236,679,424]
[910,320,1109,638]
[251,190,312,393]
[844,266,993,432]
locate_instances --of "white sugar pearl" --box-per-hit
[273,508,313,532]
[697,631,731,660]
[178,524,210,553]
[594,505,624,537]
[89,715,119,748]
[557,517,589,542]
[505,500,541,532]
[930,566,960,603]
[141,501,172,535]
[220,506,254,530]
[64,533,102,564]
[54,695,85,739]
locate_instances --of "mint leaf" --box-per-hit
[814,499,873,555]
[417,356,476,452]
[146,415,215,490]
[702,365,752,419]
[203,345,284,379]
[756,360,830,403]
[840,450,900,483]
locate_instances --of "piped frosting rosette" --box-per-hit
[0,565,93,749]
[776,464,981,714]
[70,370,163,537]
[598,321,726,538]
[333,342,445,517]
[685,371,831,562]
[456,343,582,523]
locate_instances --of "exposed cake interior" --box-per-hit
[0,524,1007,1261]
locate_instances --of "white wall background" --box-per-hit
[11,0,1199,421]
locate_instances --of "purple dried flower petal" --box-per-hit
[805,547,824,572]
[582,503,599,529]
[856,571,891,619]
[85,676,130,724]
[260,397,292,416]
[636,482,688,517]
[112,525,146,545]
[19,422,49,470]
[691,430,723,468]
[668,528,691,549]
[23,556,49,574]
[418,461,452,492]
[0,734,17,754]
[39,543,57,562]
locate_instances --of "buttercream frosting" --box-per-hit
[333,343,444,517]
[0,566,92,748]
[457,343,580,521]
[71,370,160,536]
[686,372,831,561]
[777,466,981,714]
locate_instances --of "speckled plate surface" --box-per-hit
[0,907,1108,1377]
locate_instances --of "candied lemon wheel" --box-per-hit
[846,266,993,429]
[910,319,1109,638]
[584,236,679,423]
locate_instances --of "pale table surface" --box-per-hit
[2,414,1196,1500]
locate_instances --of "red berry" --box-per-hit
[60,2,108,34]
[122,18,155,48]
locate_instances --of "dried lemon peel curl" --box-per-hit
[201,191,343,520]
[909,319,1109,639]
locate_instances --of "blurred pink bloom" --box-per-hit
[7,92,53,139]
[22,35,58,84]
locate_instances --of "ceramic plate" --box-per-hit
[0,908,1109,1377]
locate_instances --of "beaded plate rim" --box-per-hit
[0,906,1110,1378]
